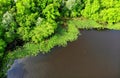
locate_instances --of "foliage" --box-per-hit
[81,0,101,21]
[99,7,120,24]
[0,39,6,78]
[0,39,6,52]
[7,20,79,59]
[15,0,62,42]
[30,20,57,43]
[107,23,120,30]
[62,0,85,17]
[81,0,120,24]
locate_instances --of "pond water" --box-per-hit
[8,30,120,78]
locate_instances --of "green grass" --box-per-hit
[107,23,120,30]
[71,18,120,30]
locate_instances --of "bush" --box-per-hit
[81,0,120,24]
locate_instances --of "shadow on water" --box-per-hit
[8,30,120,78]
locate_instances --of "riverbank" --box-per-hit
[2,18,120,78]
[8,30,120,78]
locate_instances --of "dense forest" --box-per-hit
[0,0,120,77]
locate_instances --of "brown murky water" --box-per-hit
[8,30,120,78]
